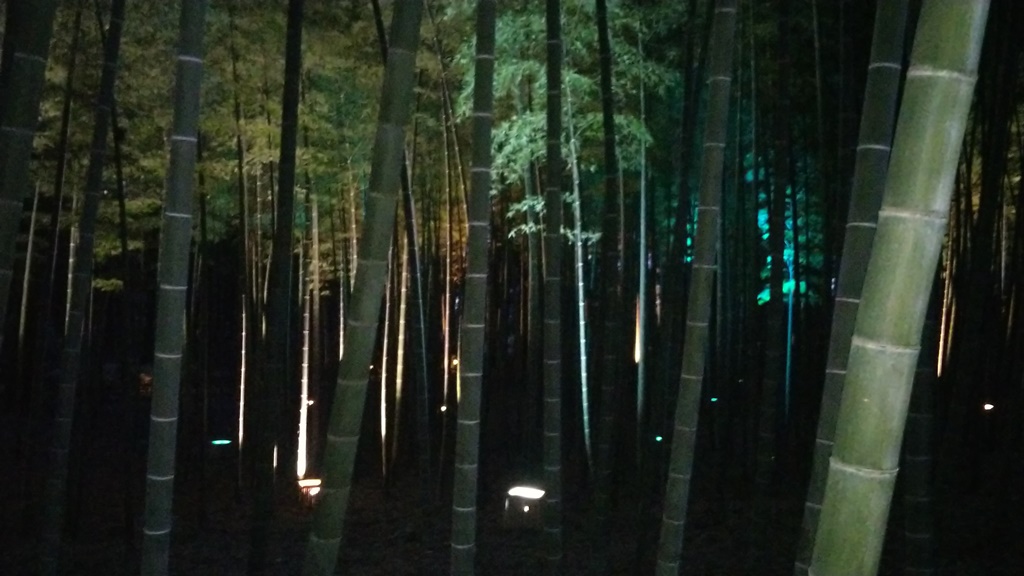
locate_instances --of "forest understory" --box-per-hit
[2,391,1020,575]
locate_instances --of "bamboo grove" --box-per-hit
[1,0,1022,574]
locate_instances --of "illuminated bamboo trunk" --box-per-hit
[140,1,208,573]
[542,1,564,570]
[810,2,988,573]
[655,1,736,573]
[302,2,423,573]
[449,3,496,572]
[794,1,909,572]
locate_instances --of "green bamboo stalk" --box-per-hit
[793,1,909,573]
[0,0,59,361]
[450,3,496,573]
[655,1,737,574]
[542,0,564,571]
[809,2,989,574]
[140,2,208,574]
[301,2,423,573]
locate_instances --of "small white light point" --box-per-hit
[523,505,530,512]
[508,486,545,499]
[983,403,994,411]
[440,404,448,412]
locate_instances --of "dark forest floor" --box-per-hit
[2,393,1022,575]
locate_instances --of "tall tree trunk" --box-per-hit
[367,0,432,499]
[228,0,254,490]
[41,1,126,571]
[400,153,432,507]
[542,1,564,571]
[0,0,59,362]
[655,2,737,574]
[525,159,543,472]
[450,3,496,573]
[306,190,322,477]
[658,0,712,449]
[593,4,621,547]
[390,225,407,475]
[563,77,591,472]
[31,0,83,412]
[250,0,304,571]
[139,1,207,574]
[793,1,909,572]
[302,2,423,573]
[17,184,40,385]
[809,2,988,573]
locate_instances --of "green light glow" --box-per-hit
[655,435,663,442]
[710,397,718,402]
[211,439,232,445]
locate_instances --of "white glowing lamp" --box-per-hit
[504,485,545,529]
[298,478,322,497]
[507,486,545,499]
[983,403,994,411]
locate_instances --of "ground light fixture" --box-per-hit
[298,478,322,499]
[504,486,546,529]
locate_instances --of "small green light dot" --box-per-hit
[710,397,718,402]
[655,435,663,442]
[211,439,232,445]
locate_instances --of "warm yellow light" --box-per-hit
[452,357,459,367]
[298,478,322,498]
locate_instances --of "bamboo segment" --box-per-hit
[542,0,564,571]
[450,5,497,571]
[302,2,423,574]
[810,2,989,574]
[655,1,737,573]
[794,1,909,573]
[141,2,208,574]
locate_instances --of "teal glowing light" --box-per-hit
[211,439,232,446]
[710,397,718,403]
[655,435,663,442]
